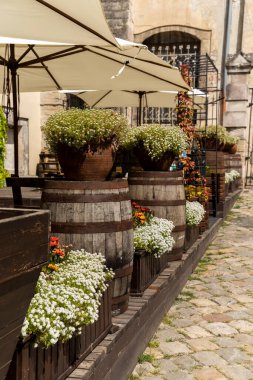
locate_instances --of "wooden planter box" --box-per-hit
[130,250,159,296]
[225,183,229,197]
[199,202,209,235]
[6,284,112,380]
[0,208,50,380]
[229,181,237,193]
[184,225,200,251]
[130,250,171,296]
[157,251,170,272]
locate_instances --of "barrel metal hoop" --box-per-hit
[132,199,186,207]
[44,180,129,190]
[114,263,133,278]
[129,171,183,178]
[111,294,129,305]
[128,180,183,186]
[173,224,186,232]
[42,192,130,203]
[51,220,133,234]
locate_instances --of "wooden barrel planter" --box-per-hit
[0,208,49,380]
[6,283,112,380]
[41,180,133,316]
[128,171,186,261]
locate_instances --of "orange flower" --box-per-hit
[53,248,65,257]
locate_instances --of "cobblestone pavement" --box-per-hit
[131,190,253,380]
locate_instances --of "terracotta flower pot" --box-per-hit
[133,148,175,171]
[203,138,224,151]
[223,143,237,154]
[57,144,114,181]
[229,144,237,154]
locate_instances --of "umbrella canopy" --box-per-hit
[75,88,206,125]
[0,41,190,93]
[0,0,123,176]
[0,0,119,47]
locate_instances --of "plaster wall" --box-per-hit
[19,93,41,175]
[132,0,227,71]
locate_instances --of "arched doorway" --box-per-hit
[143,31,201,87]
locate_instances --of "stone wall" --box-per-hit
[101,0,134,40]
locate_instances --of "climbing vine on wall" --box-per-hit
[177,65,208,203]
[177,64,195,143]
[0,107,9,187]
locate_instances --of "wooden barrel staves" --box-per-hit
[41,180,134,315]
[128,171,186,261]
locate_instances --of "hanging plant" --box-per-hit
[0,107,9,187]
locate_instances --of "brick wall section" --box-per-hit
[101,0,134,40]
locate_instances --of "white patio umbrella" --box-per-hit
[0,0,123,175]
[0,0,120,47]
[75,88,206,125]
[0,38,190,174]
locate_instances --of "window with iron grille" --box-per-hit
[142,31,201,125]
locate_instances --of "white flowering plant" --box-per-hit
[21,249,114,348]
[121,124,188,160]
[225,170,240,184]
[196,125,239,146]
[134,216,175,258]
[43,108,128,154]
[186,200,205,226]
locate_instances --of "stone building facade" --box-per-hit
[5,0,253,179]
[101,0,253,181]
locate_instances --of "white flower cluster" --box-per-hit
[225,170,240,184]
[21,250,114,348]
[186,201,205,226]
[121,124,188,160]
[134,217,175,258]
[43,108,128,153]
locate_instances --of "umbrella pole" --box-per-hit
[10,44,19,177]
[138,92,144,126]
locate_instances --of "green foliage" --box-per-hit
[148,339,160,348]
[163,315,173,325]
[121,124,188,160]
[196,125,239,145]
[0,107,8,188]
[43,108,128,153]
[137,353,155,364]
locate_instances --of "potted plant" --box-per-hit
[130,202,175,294]
[185,200,205,250]
[43,108,128,180]
[121,124,188,171]
[196,125,228,151]
[225,170,241,193]
[223,134,239,154]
